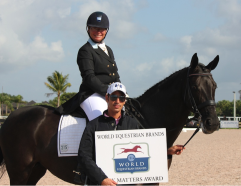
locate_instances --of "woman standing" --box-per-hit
[56,11,121,121]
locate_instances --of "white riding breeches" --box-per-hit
[80,93,107,121]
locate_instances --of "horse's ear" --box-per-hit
[190,53,198,69]
[206,55,219,71]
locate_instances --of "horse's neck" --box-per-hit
[137,68,190,147]
[142,82,188,124]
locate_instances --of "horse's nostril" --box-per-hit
[206,119,211,126]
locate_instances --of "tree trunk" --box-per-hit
[57,92,60,107]
[0,103,1,116]
[5,105,7,115]
[17,103,19,109]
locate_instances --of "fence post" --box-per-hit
[233,91,236,121]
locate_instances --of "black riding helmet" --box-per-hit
[87,11,109,43]
[87,11,109,29]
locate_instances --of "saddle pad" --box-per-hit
[57,115,86,157]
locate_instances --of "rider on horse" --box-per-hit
[53,11,185,185]
[56,11,121,121]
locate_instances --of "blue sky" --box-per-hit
[0,0,240,103]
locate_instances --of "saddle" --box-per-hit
[54,97,147,129]
[68,97,148,129]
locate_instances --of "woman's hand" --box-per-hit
[167,145,185,155]
[101,178,118,186]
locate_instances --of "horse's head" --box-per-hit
[187,53,219,134]
[135,145,142,149]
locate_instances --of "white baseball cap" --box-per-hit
[107,82,127,96]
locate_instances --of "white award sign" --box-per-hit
[95,128,168,184]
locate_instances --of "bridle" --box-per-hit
[125,66,217,147]
[183,66,216,146]
[184,66,216,122]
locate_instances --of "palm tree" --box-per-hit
[44,71,71,107]
[239,83,241,100]
[12,95,24,109]
[0,94,13,115]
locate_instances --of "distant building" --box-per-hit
[25,100,36,106]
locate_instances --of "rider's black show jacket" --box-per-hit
[79,110,139,185]
[78,42,120,96]
[55,42,120,115]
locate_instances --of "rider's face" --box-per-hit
[88,26,107,43]
[105,91,125,115]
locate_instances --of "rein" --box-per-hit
[183,67,215,146]
[126,98,199,148]
[125,98,146,129]
[126,66,216,148]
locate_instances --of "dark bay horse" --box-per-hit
[0,53,220,185]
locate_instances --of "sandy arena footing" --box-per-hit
[0,129,240,185]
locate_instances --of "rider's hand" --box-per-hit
[101,178,118,186]
[167,145,185,155]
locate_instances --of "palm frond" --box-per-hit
[45,93,56,97]
[61,83,72,93]
[44,82,57,92]
[62,74,69,84]
[47,76,58,88]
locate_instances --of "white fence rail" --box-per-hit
[0,116,8,119]
[188,116,241,121]
[218,117,241,121]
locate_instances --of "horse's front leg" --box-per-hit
[168,158,172,170]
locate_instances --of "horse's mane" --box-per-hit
[37,105,55,110]
[137,67,188,102]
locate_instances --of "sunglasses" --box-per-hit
[109,95,126,102]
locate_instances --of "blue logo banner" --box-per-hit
[115,154,149,173]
